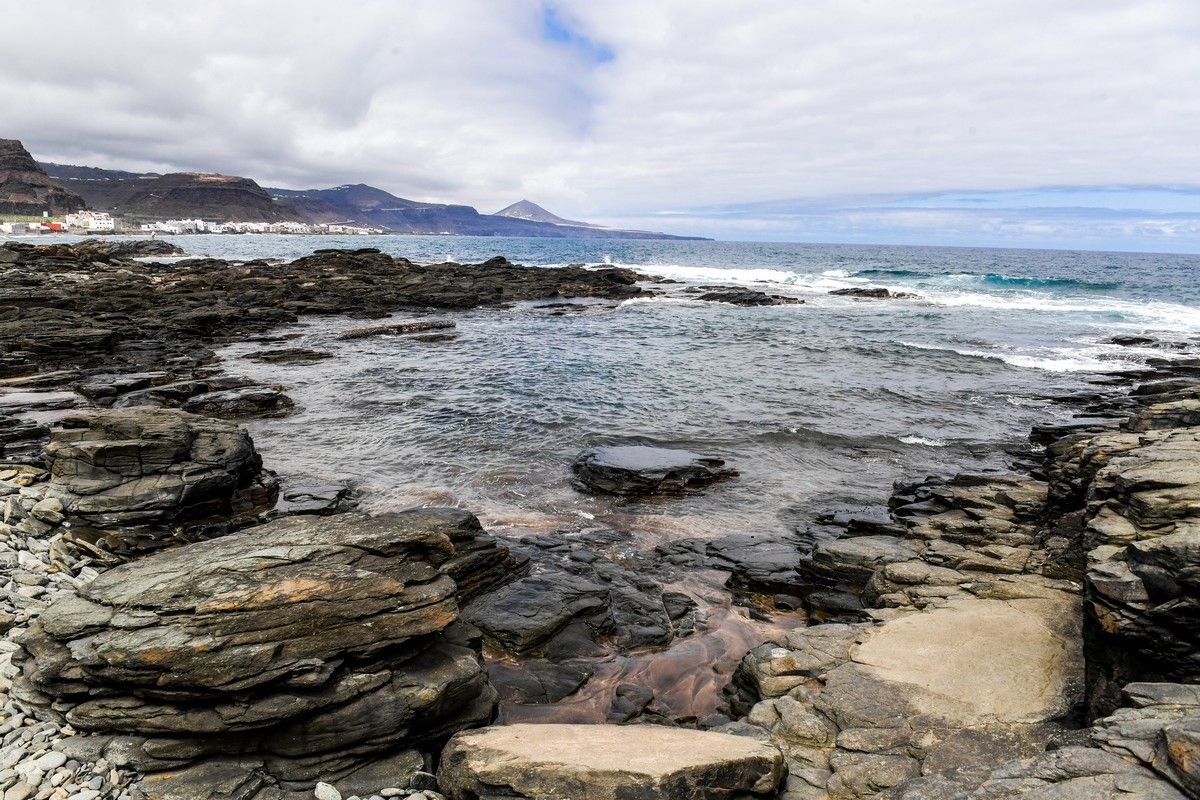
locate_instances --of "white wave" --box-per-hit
[821,268,851,278]
[616,296,715,308]
[896,340,1135,373]
[917,290,1200,332]
[899,435,948,447]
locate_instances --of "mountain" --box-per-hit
[265,184,704,239]
[42,164,294,221]
[494,199,599,228]
[32,149,705,238]
[0,140,85,215]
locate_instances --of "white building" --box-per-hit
[64,211,115,231]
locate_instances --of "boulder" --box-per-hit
[571,445,737,496]
[181,385,295,418]
[438,724,785,799]
[37,407,278,553]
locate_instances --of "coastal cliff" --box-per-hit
[0,140,85,216]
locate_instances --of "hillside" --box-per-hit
[31,149,705,238]
[0,140,85,215]
[265,184,704,239]
[494,199,600,228]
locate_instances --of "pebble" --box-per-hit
[314,783,341,800]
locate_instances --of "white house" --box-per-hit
[64,211,116,231]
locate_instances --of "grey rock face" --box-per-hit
[571,445,737,496]
[38,407,278,554]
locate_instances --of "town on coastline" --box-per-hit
[0,209,383,237]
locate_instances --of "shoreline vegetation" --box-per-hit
[1,239,1199,799]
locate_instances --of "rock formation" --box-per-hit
[18,407,279,556]
[0,241,648,378]
[438,723,785,799]
[11,509,519,796]
[571,445,738,496]
[0,139,85,215]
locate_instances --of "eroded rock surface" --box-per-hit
[11,509,518,792]
[438,723,785,799]
[572,445,738,496]
[22,407,279,555]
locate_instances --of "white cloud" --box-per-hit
[3,0,1198,243]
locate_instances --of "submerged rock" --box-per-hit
[438,723,785,799]
[571,445,737,496]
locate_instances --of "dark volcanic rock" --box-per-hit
[39,407,278,554]
[571,445,737,496]
[11,509,514,789]
[0,241,647,377]
[245,347,333,364]
[829,287,916,299]
[181,384,295,418]
[337,319,456,340]
[695,288,804,306]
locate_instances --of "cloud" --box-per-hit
[2,1,1198,249]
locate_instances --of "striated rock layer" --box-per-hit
[11,508,519,793]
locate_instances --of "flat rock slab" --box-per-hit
[852,594,1081,724]
[572,445,737,496]
[439,723,784,799]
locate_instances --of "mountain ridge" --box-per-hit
[30,151,704,238]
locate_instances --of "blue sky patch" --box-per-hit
[541,5,615,64]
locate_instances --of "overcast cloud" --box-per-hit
[4,0,1199,248]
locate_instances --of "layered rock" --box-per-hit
[723,469,1085,798]
[571,445,738,496]
[16,407,279,555]
[10,509,517,793]
[438,723,785,799]
[0,138,85,215]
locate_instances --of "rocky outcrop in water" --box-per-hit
[0,241,647,378]
[10,509,518,796]
[828,287,915,300]
[571,445,738,496]
[438,723,785,799]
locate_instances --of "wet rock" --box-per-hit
[829,287,915,299]
[245,348,333,364]
[337,320,456,341]
[571,445,737,496]
[438,723,785,799]
[265,477,356,519]
[462,567,608,653]
[695,289,804,307]
[181,385,295,419]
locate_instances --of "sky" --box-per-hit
[4,0,1200,251]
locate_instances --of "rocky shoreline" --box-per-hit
[2,239,1200,799]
